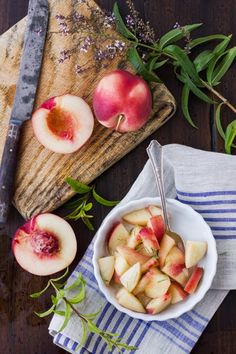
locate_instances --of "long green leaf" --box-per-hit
[30,281,50,298]
[189,34,227,49]
[182,73,215,104]
[225,121,236,154]
[164,45,200,83]
[69,285,86,304]
[181,84,197,128]
[65,177,92,194]
[206,50,228,84]
[127,47,162,83]
[34,304,55,318]
[76,320,88,349]
[113,2,137,41]
[82,217,94,231]
[215,103,225,139]
[58,301,72,332]
[212,46,236,85]
[193,50,214,72]
[159,23,202,49]
[51,267,69,283]
[212,34,232,55]
[65,195,88,209]
[92,189,119,207]
[147,57,168,71]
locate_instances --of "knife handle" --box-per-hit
[0,122,21,225]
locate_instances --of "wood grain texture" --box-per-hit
[0,0,175,219]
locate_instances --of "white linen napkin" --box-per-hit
[49,143,236,353]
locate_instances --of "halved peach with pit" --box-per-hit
[12,213,77,276]
[32,94,94,154]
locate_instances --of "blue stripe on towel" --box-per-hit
[177,190,236,197]
[71,341,78,351]
[177,197,236,205]
[150,324,189,353]
[131,322,151,353]
[199,208,236,214]
[55,332,63,344]
[121,319,143,352]
[82,302,111,351]
[204,217,236,222]
[171,319,199,339]
[63,337,70,347]
[214,234,236,240]
[154,321,195,348]
[181,313,205,332]
[191,310,208,323]
[91,307,117,353]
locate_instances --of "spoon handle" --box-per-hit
[147,140,170,231]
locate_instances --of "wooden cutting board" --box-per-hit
[0,0,176,219]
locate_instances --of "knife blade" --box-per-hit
[0,0,49,225]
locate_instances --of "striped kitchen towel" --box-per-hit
[49,143,236,353]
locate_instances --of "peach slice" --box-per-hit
[120,262,141,292]
[165,246,185,265]
[139,227,160,255]
[133,273,151,295]
[93,70,152,132]
[185,241,207,268]
[114,252,130,276]
[162,263,189,287]
[159,233,176,268]
[136,293,152,307]
[116,287,146,313]
[146,293,172,314]
[12,213,77,276]
[127,226,142,249]
[32,94,94,154]
[144,268,171,298]
[184,267,204,294]
[148,205,163,217]
[169,282,188,304]
[123,208,151,226]
[141,257,159,273]
[98,256,115,285]
[116,245,150,266]
[147,215,165,241]
[108,223,130,255]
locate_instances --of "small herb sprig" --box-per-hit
[113,1,236,153]
[30,268,137,352]
[65,177,119,230]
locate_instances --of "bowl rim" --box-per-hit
[93,197,218,321]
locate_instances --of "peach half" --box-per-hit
[93,70,152,132]
[12,213,77,276]
[32,94,94,154]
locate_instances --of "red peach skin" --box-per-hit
[184,267,204,294]
[93,70,152,132]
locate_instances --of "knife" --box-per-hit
[0,0,48,225]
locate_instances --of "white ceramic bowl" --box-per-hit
[93,197,217,321]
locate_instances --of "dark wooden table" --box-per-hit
[0,0,236,353]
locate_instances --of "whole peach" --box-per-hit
[93,70,152,132]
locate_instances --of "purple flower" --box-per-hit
[58,50,71,63]
[126,14,135,29]
[80,36,94,52]
[104,14,115,28]
[75,65,84,74]
[173,22,180,29]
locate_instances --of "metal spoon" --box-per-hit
[147,140,185,251]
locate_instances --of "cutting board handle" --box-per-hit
[0,122,21,225]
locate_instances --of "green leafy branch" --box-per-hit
[65,177,119,230]
[30,268,137,352]
[113,2,236,153]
